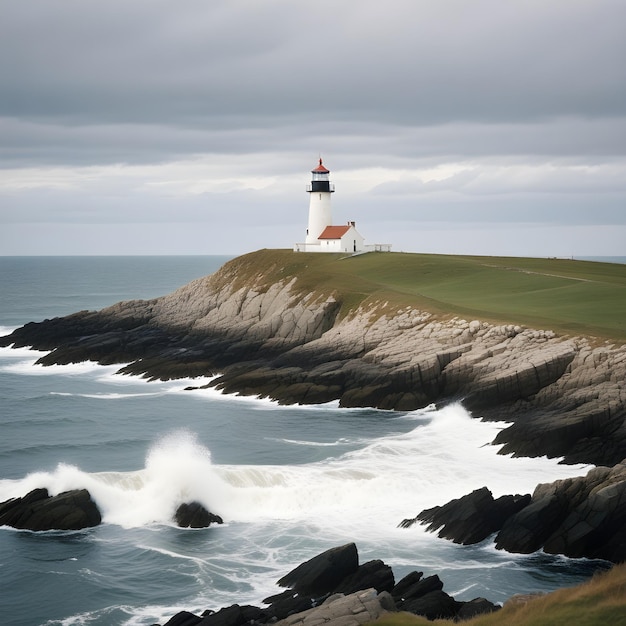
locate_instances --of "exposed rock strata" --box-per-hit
[1,252,625,466]
[0,488,101,531]
[404,461,626,563]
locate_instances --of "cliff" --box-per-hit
[1,249,625,467]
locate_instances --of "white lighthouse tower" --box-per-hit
[294,158,386,253]
[305,158,334,244]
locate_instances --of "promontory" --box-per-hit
[2,249,625,469]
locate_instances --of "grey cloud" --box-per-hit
[2,1,625,129]
[1,0,625,256]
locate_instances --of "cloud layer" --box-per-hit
[1,0,625,255]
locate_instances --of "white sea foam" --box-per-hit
[49,391,167,400]
[0,405,591,536]
[0,358,121,377]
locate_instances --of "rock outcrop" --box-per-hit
[0,488,101,531]
[174,502,223,528]
[161,543,500,626]
[404,461,626,563]
[1,250,625,466]
[400,487,531,544]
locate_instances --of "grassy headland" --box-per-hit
[222,250,626,342]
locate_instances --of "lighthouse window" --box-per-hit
[319,194,322,200]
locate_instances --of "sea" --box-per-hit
[0,255,616,626]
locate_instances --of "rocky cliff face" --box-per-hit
[2,252,625,467]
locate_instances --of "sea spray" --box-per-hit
[0,404,591,534]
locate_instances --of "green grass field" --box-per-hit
[225,250,626,342]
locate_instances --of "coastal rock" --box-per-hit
[163,544,501,626]
[393,574,443,607]
[400,487,531,544]
[276,543,359,596]
[272,588,392,626]
[495,461,626,562]
[0,488,101,531]
[174,502,223,528]
[334,559,395,595]
[2,250,625,466]
[405,462,626,563]
[400,590,459,621]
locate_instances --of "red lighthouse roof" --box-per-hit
[318,225,351,239]
[312,158,329,173]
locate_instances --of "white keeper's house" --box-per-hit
[294,159,390,253]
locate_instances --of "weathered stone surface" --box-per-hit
[400,487,531,544]
[406,462,626,563]
[400,590,459,621]
[495,461,626,562]
[391,570,424,602]
[174,502,223,528]
[2,251,625,466]
[0,488,101,531]
[334,559,395,595]
[278,588,393,626]
[196,604,267,626]
[163,611,203,626]
[456,597,501,620]
[392,574,443,609]
[276,543,359,597]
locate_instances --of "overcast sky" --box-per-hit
[1,0,625,257]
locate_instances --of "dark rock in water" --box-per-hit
[393,574,443,609]
[495,461,626,562]
[456,597,501,620]
[391,570,424,602]
[175,502,223,528]
[403,462,626,563]
[262,591,313,622]
[0,488,101,531]
[276,542,359,596]
[163,604,267,626]
[402,487,531,544]
[391,571,500,619]
[401,590,460,621]
[162,611,203,626]
[198,604,267,626]
[334,559,395,595]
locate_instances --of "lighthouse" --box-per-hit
[294,158,386,253]
[305,158,334,244]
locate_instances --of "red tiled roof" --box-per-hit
[312,158,329,173]
[318,225,351,239]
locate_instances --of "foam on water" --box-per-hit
[0,405,590,538]
[0,357,120,377]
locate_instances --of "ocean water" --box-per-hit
[0,256,609,626]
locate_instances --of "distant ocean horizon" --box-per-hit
[0,255,614,626]
[2,253,624,263]
[575,256,626,264]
